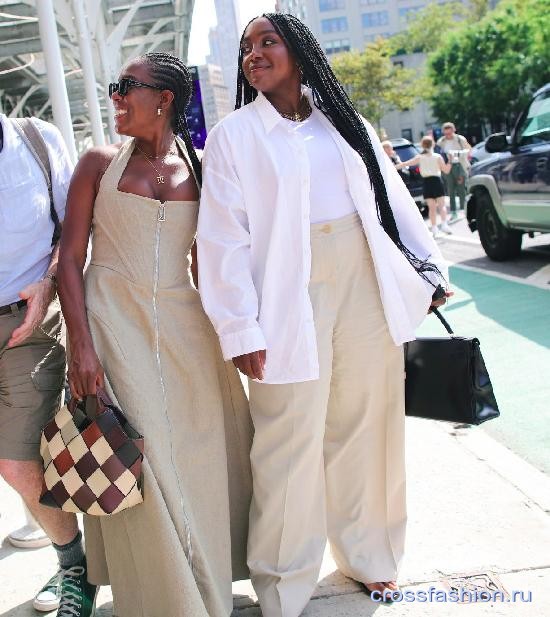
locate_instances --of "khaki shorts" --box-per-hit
[0,299,66,461]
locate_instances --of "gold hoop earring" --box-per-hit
[157,108,162,116]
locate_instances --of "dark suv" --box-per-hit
[391,138,424,207]
[467,83,550,260]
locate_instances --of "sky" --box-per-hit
[188,0,277,65]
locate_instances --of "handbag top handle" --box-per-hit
[432,307,454,335]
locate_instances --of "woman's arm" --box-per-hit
[438,155,451,175]
[395,154,420,170]
[57,148,114,398]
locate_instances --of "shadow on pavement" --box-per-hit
[0,599,35,617]
[0,537,44,563]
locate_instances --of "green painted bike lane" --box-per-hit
[415,265,550,475]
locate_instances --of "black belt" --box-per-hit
[0,299,27,316]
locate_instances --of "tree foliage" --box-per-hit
[331,39,420,128]
[428,0,550,132]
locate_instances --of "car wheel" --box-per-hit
[477,192,522,261]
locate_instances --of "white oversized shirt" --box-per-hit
[0,115,73,305]
[285,114,356,223]
[197,89,448,384]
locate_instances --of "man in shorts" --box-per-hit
[0,113,96,616]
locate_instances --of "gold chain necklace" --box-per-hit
[134,141,175,184]
[277,95,312,122]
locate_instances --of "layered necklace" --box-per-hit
[134,141,176,184]
[276,94,312,122]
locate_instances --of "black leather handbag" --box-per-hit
[404,308,500,425]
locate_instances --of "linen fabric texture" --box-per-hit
[197,87,448,384]
[81,139,253,617]
[247,214,407,617]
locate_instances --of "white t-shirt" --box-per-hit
[0,115,73,305]
[286,114,357,224]
[418,151,444,178]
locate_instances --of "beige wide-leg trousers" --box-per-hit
[248,213,407,617]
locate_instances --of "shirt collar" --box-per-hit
[252,86,315,134]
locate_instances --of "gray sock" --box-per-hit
[53,530,85,568]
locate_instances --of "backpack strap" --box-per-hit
[11,117,61,246]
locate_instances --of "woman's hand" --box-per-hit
[68,341,105,400]
[429,289,454,313]
[233,350,266,380]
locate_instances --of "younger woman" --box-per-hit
[197,13,449,617]
[396,136,452,237]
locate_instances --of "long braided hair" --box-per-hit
[236,14,441,285]
[139,52,202,184]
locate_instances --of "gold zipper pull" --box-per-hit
[158,203,166,222]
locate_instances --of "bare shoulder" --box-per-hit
[75,143,123,188]
[78,144,121,172]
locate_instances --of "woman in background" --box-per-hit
[396,135,452,237]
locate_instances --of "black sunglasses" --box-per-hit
[108,78,162,98]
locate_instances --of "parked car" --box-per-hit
[467,83,550,260]
[391,138,424,208]
[468,140,495,165]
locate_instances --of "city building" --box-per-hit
[207,0,241,103]
[0,0,195,153]
[197,63,233,132]
[275,0,467,140]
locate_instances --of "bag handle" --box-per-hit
[432,307,454,335]
[68,387,114,420]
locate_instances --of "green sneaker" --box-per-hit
[33,559,97,615]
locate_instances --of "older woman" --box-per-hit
[57,53,251,617]
[197,13,450,617]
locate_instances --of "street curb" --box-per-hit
[438,422,550,514]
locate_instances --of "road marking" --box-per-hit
[437,234,481,246]
[451,263,550,290]
[526,264,550,286]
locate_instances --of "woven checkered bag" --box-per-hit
[39,388,144,516]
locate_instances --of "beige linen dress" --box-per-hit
[82,138,252,617]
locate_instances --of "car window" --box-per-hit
[394,145,418,162]
[516,91,550,146]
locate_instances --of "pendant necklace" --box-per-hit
[278,95,313,122]
[134,141,175,184]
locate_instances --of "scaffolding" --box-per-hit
[0,0,196,159]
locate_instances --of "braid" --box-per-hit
[236,14,442,286]
[140,52,202,184]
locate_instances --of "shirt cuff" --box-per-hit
[219,326,267,361]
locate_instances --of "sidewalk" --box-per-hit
[2,417,549,616]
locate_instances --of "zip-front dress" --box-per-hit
[82,138,252,617]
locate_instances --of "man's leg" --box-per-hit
[457,175,467,210]
[8,501,52,549]
[0,459,78,545]
[0,303,96,615]
[447,172,458,216]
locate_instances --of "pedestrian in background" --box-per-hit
[0,114,96,616]
[437,122,471,220]
[396,136,452,237]
[197,13,449,617]
[382,139,409,184]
